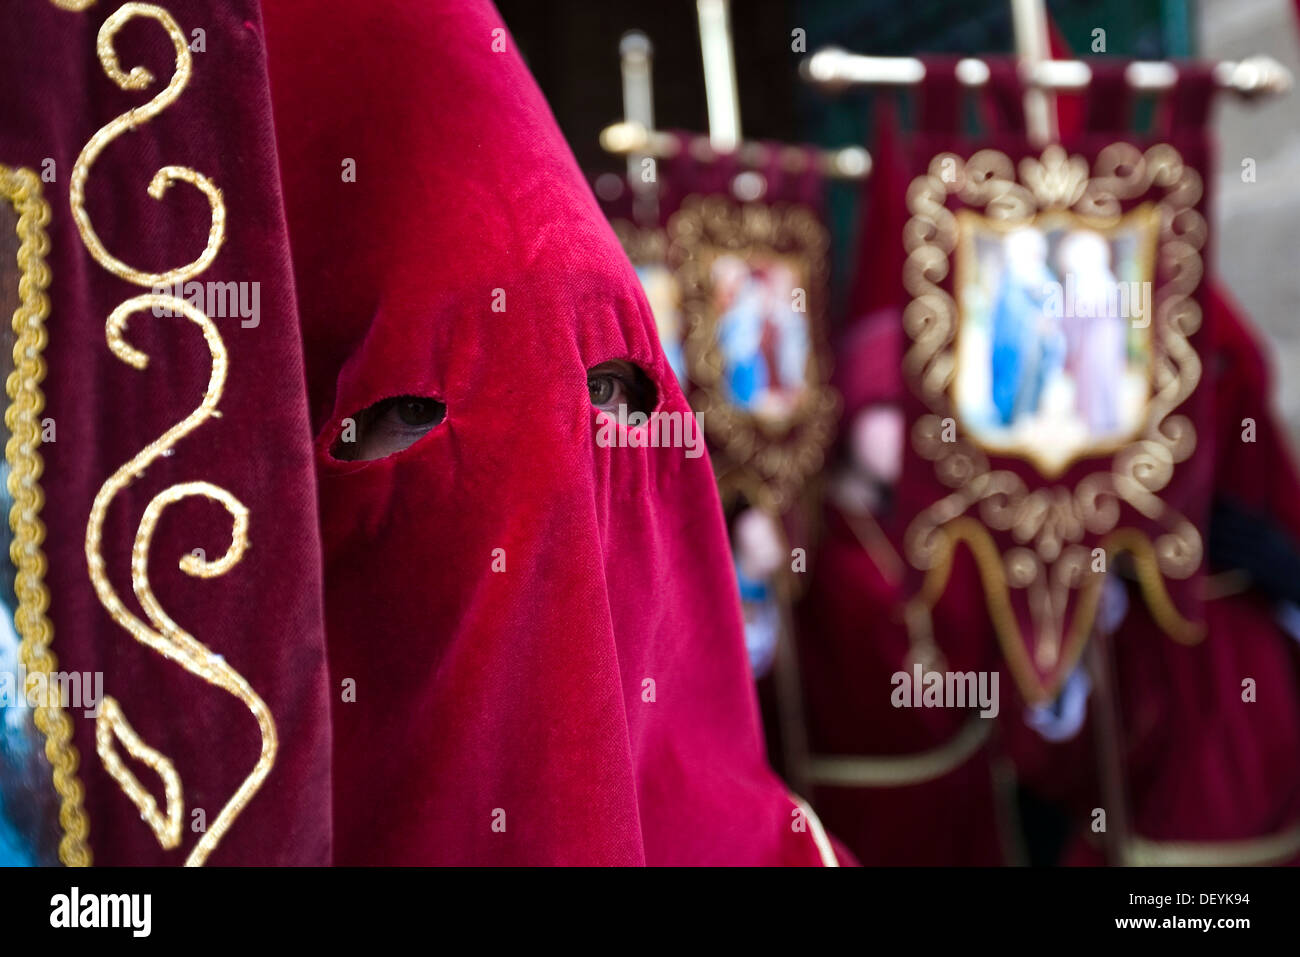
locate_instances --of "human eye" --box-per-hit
[333,395,446,461]
[587,360,655,415]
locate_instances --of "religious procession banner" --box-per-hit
[879,59,1218,703]
[598,134,839,519]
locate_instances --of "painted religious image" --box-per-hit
[952,207,1160,474]
[709,253,811,423]
[634,264,688,388]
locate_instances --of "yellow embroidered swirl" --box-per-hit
[69,3,225,287]
[85,297,275,866]
[63,2,276,865]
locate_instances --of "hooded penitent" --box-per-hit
[262,0,838,865]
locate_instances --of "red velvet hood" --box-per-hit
[263,0,836,864]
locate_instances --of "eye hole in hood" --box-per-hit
[332,395,447,462]
[587,360,656,417]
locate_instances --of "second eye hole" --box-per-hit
[587,360,656,416]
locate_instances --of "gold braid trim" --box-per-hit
[85,297,276,866]
[1127,821,1300,866]
[806,716,992,788]
[1,165,92,866]
[906,517,1202,705]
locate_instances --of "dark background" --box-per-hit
[496,0,1180,327]
[496,0,1177,174]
